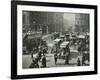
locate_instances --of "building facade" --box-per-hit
[75,14,90,33]
[22,11,64,34]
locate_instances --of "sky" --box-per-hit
[63,13,75,31]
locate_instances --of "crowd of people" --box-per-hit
[29,44,48,68]
[24,32,90,68]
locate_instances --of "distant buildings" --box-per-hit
[75,14,90,33]
[22,11,64,34]
[23,11,90,34]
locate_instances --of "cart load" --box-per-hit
[54,38,62,43]
[60,41,69,48]
[77,35,85,39]
[57,41,69,59]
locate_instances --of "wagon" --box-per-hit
[57,41,69,59]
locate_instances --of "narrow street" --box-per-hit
[23,52,78,69]
[22,33,84,69]
[22,11,90,69]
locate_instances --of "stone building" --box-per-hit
[75,14,90,33]
[22,11,64,34]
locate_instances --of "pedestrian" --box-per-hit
[29,58,39,68]
[31,51,33,58]
[43,48,46,55]
[41,55,46,68]
[82,52,86,66]
[65,45,70,64]
[35,58,39,68]
[78,45,82,55]
[77,58,81,66]
[54,52,58,64]
[65,54,69,64]
[38,49,42,61]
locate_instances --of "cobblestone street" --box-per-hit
[23,52,78,69]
